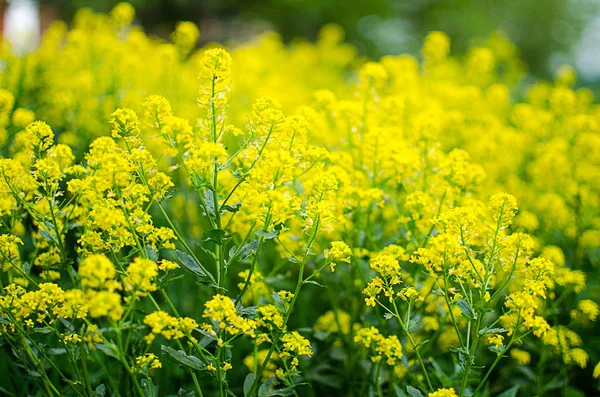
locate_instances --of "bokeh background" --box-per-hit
[2,0,600,87]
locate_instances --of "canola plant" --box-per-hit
[0,3,599,397]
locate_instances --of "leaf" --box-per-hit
[39,229,58,244]
[303,279,325,288]
[203,191,217,220]
[258,377,275,397]
[161,345,205,371]
[383,313,394,320]
[177,389,195,397]
[95,342,120,359]
[221,202,242,214]
[146,245,158,262]
[93,384,107,397]
[22,261,32,274]
[561,387,586,397]
[229,240,259,266]
[272,292,286,313]
[479,327,508,336]
[175,250,208,278]
[243,373,255,397]
[47,348,67,355]
[313,331,330,341]
[237,240,259,261]
[517,365,536,381]
[456,299,477,320]
[32,326,54,335]
[308,372,343,388]
[237,305,257,317]
[406,386,425,397]
[265,387,296,396]
[27,370,42,378]
[205,228,226,245]
[497,385,519,397]
[141,378,158,397]
[256,229,280,240]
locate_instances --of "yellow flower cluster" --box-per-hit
[202,294,256,338]
[143,311,198,344]
[354,326,404,366]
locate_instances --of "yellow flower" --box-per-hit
[136,353,162,370]
[110,2,135,27]
[12,108,35,128]
[324,241,352,271]
[124,257,159,294]
[428,388,458,397]
[110,108,141,139]
[78,254,117,290]
[594,362,600,379]
[422,31,451,61]
[510,349,531,365]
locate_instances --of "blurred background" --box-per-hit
[1,0,600,85]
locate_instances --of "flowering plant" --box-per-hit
[0,4,599,397]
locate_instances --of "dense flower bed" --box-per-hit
[0,3,599,396]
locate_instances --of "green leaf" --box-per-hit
[303,279,326,288]
[229,240,259,267]
[221,202,242,214]
[93,384,107,397]
[258,377,275,397]
[47,348,67,355]
[161,345,205,371]
[95,342,120,359]
[265,387,296,396]
[141,378,158,397]
[237,240,259,260]
[177,389,195,397]
[406,386,425,397]
[146,245,158,262]
[517,365,536,381]
[27,370,42,378]
[39,229,58,245]
[383,312,394,320]
[243,373,255,397]
[32,326,54,335]
[175,250,208,278]
[272,292,286,313]
[256,229,280,240]
[238,305,257,317]
[22,261,32,274]
[203,191,217,220]
[497,385,519,397]
[561,387,586,397]
[257,377,297,397]
[479,327,508,336]
[456,298,477,320]
[205,228,226,245]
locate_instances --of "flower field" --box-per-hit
[0,3,599,397]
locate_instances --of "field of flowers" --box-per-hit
[0,3,599,397]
